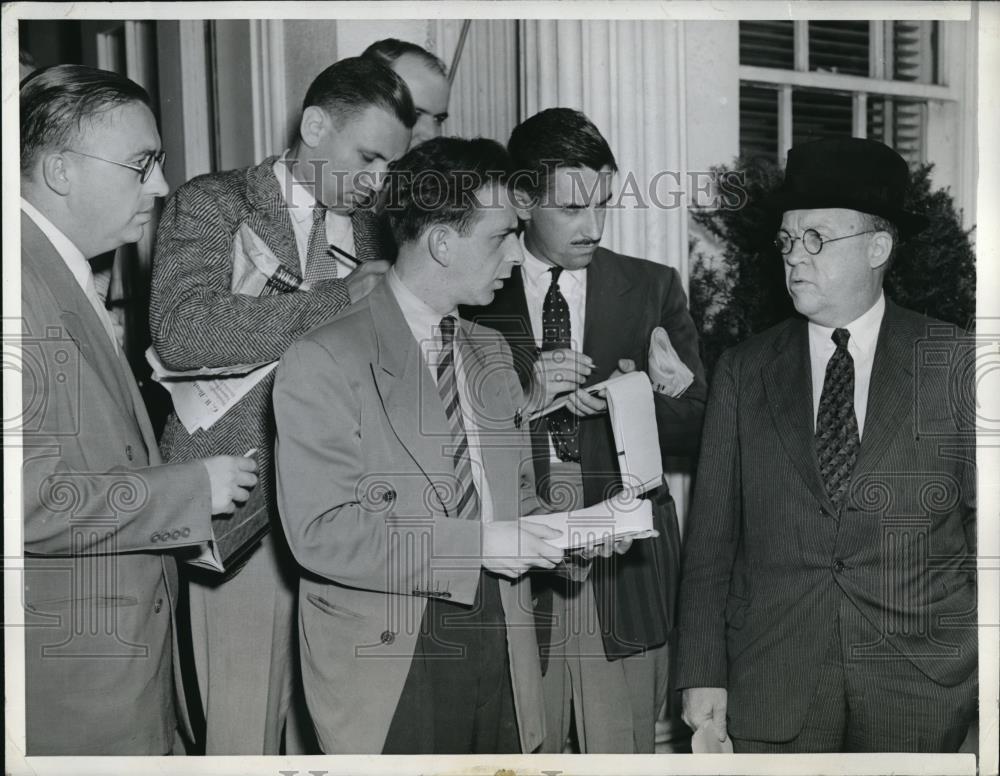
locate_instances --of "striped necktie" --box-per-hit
[815,327,861,509]
[436,316,480,521]
[304,205,338,284]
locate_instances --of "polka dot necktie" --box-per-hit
[542,266,581,462]
[304,205,338,284]
[437,316,480,521]
[815,328,861,509]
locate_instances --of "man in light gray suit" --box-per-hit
[18,64,256,755]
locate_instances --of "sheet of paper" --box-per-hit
[691,724,734,754]
[604,370,663,493]
[145,346,271,379]
[156,361,278,434]
[520,493,656,551]
[185,540,225,573]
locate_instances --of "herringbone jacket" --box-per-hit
[150,157,377,555]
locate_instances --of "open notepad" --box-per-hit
[521,493,657,550]
[521,370,664,546]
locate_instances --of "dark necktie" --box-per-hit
[437,316,480,521]
[304,205,338,284]
[542,266,580,462]
[815,328,861,509]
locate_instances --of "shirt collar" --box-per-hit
[808,292,886,358]
[21,197,91,289]
[519,232,585,290]
[386,266,458,344]
[273,150,321,225]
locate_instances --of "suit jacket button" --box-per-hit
[181,527,190,538]
[833,559,846,572]
[154,599,163,613]
[125,444,134,461]
[383,489,396,503]
[151,533,160,543]
[380,630,395,645]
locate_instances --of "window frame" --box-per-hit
[738,20,959,164]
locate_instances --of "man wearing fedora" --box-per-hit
[675,137,977,752]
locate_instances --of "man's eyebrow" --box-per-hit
[493,225,518,238]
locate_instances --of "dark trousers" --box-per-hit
[382,570,520,754]
[732,605,977,753]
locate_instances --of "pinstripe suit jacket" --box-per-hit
[463,248,708,658]
[20,213,212,754]
[675,300,977,742]
[150,158,357,554]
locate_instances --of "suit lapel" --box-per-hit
[850,301,911,481]
[762,319,839,516]
[21,215,138,424]
[368,282,455,515]
[245,158,301,274]
[582,249,638,386]
[458,320,515,521]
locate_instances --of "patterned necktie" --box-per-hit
[304,205,338,284]
[542,266,581,462]
[437,316,480,521]
[351,207,380,264]
[815,328,861,509]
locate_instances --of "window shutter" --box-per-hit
[809,21,869,76]
[739,21,794,69]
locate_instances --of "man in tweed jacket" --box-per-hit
[675,138,977,752]
[149,57,414,754]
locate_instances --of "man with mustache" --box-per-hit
[463,107,707,752]
[18,64,257,755]
[273,137,565,753]
[675,138,977,752]
[149,57,413,754]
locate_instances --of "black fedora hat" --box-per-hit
[766,137,928,238]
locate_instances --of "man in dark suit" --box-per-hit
[18,64,256,755]
[273,137,566,753]
[675,137,977,752]
[463,108,707,753]
[149,57,412,754]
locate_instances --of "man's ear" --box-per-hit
[299,106,330,150]
[511,186,536,221]
[426,224,453,267]
[868,231,893,270]
[40,153,71,196]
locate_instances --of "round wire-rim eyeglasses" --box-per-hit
[774,228,880,256]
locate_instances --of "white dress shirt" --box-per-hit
[386,267,494,522]
[520,234,588,461]
[808,292,885,440]
[272,153,355,277]
[21,198,119,352]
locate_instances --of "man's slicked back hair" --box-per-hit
[507,107,617,197]
[362,38,447,78]
[20,64,151,174]
[303,56,417,130]
[384,136,513,246]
